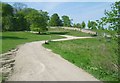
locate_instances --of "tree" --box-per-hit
[49,13,62,26]
[1,2,14,31]
[2,2,14,16]
[25,10,49,34]
[62,15,71,27]
[81,21,86,28]
[13,12,29,31]
[96,19,104,30]
[76,23,81,28]
[103,1,120,31]
[19,8,39,30]
[90,21,97,30]
[87,20,98,30]
[73,23,77,28]
[87,20,92,29]
[2,15,14,31]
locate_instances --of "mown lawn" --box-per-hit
[0,31,64,54]
[43,38,118,81]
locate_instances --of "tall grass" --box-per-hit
[43,38,118,81]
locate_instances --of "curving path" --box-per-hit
[8,35,99,81]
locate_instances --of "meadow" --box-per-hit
[43,37,118,81]
[48,28,92,37]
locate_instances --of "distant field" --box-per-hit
[43,38,118,81]
[1,31,64,53]
[48,28,92,37]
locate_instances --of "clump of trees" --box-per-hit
[1,2,73,33]
[87,20,97,30]
[25,10,49,34]
[1,2,49,34]
[73,21,86,29]
[2,2,14,31]
[1,1,119,33]
[73,23,81,28]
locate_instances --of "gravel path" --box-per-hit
[8,35,99,81]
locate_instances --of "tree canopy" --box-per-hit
[81,21,86,29]
[25,10,49,34]
[62,15,71,27]
[2,2,14,31]
[49,13,62,26]
[1,1,119,33]
[13,2,27,13]
[96,1,120,31]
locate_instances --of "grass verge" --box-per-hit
[48,28,92,37]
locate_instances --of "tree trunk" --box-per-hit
[38,31,40,34]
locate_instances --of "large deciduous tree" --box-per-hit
[2,2,14,31]
[13,12,28,31]
[25,10,49,34]
[49,13,62,26]
[2,2,13,16]
[62,15,71,27]
[103,1,120,31]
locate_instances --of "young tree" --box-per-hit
[81,21,86,28]
[62,15,71,27]
[87,20,91,29]
[49,13,62,26]
[104,1,120,31]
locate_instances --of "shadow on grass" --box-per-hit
[1,36,27,40]
[39,31,69,35]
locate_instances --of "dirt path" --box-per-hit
[8,35,99,81]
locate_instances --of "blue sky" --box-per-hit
[2,1,115,24]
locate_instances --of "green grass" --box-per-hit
[0,31,64,53]
[43,38,118,81]
[48,28,92,37]
[92,29,117,36]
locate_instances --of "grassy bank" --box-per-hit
[1,31,64,53]
[43,38,118,81]
[48,28,91,37]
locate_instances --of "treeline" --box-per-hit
[1,1,120,33]
[1,2,72,33]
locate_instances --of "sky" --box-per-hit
[1,0,117,24]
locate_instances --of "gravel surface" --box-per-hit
[8,35,99,81]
